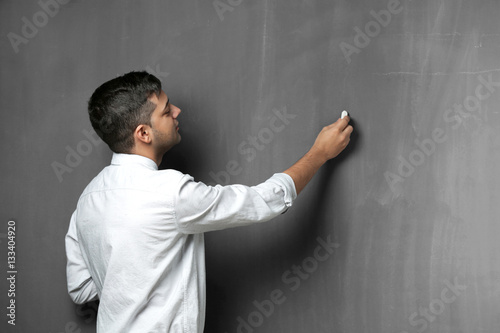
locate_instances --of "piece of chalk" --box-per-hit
[341,110,349,119]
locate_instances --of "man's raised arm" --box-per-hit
[283,115,353,195]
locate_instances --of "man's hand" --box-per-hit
[310,116,353,163]
[283,116,353,195]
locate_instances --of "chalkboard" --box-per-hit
[1,0,500,332]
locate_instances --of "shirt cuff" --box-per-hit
[266,173,297,212]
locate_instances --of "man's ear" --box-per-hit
[134,124,152,145]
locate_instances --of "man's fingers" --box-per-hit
[340,116,350,129]
[331,115,350,131]
[326,115,349,129]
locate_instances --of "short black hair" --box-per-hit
[88,71,162,153]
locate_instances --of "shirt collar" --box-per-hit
[111,153,158,171]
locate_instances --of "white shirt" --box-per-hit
[65,153,296,333]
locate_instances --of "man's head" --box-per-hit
[88,71,181,162]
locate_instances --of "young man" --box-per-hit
[65,71,353,332]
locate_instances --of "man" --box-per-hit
[65,71,353,332]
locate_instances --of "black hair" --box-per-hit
[88,71,162,153]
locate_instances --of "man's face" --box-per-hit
[149,90,182,153]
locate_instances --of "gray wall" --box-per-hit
[1,0,500,332]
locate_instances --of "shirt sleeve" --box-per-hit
[65,210,99,304]
[173,173,297,234]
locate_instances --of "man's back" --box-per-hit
[67,153,205,332]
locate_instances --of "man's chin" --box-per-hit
[163,139,181,153]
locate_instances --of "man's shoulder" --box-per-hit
[154,168,188,184]
[80,165,189,197]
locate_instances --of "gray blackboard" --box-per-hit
[1,0,500,332]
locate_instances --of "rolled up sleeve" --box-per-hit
[173,173,297,234]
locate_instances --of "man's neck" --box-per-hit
[128,148,162,167]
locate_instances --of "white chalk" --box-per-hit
[341,110,349,119]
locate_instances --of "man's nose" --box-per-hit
[172,105,181,118]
